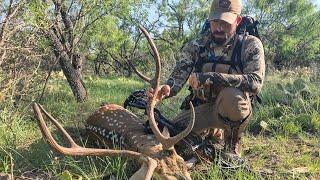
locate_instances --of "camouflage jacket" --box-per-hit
[165,34,265,100]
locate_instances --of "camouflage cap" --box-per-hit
[209,0,242,24]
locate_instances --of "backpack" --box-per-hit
[236,16,260,39]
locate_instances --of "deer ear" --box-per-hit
[161,127,170,138]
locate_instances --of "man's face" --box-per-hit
[210,16,241,46]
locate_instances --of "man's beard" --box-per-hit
[212,32,233,46]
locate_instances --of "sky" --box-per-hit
[315,0,320,8]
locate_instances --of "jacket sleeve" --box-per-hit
[165,41,198,97]
[197,36,265,95]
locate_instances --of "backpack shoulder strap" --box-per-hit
[194,45,208,72]
[230,34,245,74]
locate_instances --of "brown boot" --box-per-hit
[223,127,244,165]
[219,113,251,166]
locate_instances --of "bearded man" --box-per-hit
[149,0,265,164]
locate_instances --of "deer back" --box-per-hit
[85,104,163,156]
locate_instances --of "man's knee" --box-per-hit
[216,87,251,122]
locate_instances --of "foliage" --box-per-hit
[249,70,320,136]
[276,78,312,105]
[0,0,45,108]
[243,0,320,68]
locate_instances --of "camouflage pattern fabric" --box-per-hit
[165,34,265,101]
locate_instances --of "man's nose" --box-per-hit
[216,24,223,31]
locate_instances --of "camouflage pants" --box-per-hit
[173,87,252,136]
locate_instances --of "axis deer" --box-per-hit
[33,26,196,180]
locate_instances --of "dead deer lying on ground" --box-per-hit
[33,26,196,180]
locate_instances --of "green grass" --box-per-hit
[0,71,319,179]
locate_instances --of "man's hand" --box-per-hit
[148,85,171,101]
[189,73,201,89]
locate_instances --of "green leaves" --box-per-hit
[26,0,50,29]
[58,170,83,180]
[58,171,73,180]
[244,0,320,67]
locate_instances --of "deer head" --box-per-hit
[33,26,195,179]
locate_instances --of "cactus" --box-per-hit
[276,79,312,105]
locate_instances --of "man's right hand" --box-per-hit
[147,85,171,101]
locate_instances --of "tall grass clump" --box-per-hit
[248,70,320,136]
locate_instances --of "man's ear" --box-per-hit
[236,16,242,26]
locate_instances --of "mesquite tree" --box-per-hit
[28,0,138,102]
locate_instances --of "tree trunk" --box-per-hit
[59,55,87,102]
[49,30,87,102]
[94,60,101,76]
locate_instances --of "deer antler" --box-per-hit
[128,60,154,86]
[128,25,162,88]
[33,103,157,180]
[148,100,195,150]
[138,25,195,150]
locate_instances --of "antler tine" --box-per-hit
[147,99,195,150]
[128,60,153,84]
[135,25,161,88]
[36,103,79,148]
